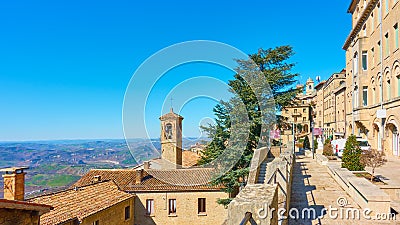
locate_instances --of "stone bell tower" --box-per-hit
[160,108,183,168]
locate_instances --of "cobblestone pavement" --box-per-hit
[288,153,397,225]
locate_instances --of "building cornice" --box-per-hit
[343,0,379,50]
[348,0,360,13]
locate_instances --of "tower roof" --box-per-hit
[159,108,184,120]
[306,77,313,83]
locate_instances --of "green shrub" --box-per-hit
[313,139,318,149]
[303,136,310,149]
[342,135,364,171]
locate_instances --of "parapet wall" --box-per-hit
[226,144,295,225]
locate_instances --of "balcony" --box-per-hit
[292,112,301,117]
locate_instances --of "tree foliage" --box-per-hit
[342,135,364,171]
[360,149,387,181]
[303,136,310,150]
[198,46,300,204]
[323,140,334,156]
[313,139,318,150]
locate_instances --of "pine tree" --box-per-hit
[198,46,301,205]
[342,135,364,171]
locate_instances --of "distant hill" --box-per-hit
[0,137,209,198]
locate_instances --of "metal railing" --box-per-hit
[239,212,258,225]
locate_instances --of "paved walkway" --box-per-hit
[288,153,395,225]
[365,156,400,186]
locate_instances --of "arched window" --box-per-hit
[165,123,173,139]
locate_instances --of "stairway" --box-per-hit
[257,161,268,183]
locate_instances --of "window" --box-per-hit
[125,206,130,220]
[378,3,381,22]
[385,33,390,57]
[372,87,376,104]
[354,86,359,108]
[371,12,375,30]
[303,117,306,121]
[168,199,176,215]
[294,109,297,113]
[165,123,173,139]
[387,80,391,100]
[386,0,389,13]
[378,41,382,62]
[395,23,399,49]
[353,52,359,75]
[363,24,367,36]
[362,51,368,70]
[93,221,99,225]
[371,47,375,65]
[363,86,368,106]
[303,108,306,113]
[397,75,400,97]
[146,199,154,215]
[198,198,206,214]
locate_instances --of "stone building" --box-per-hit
[281,80,315,146]
[29,180,135,225]
[343,0,400,156]
[72,109,229,225]
[321,70,347,139]
[0,167,52,225]
[0,199,52,225]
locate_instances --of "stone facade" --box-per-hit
[344,0,400,156]
[281,83,314,135]
[79,198,134,225]
[321,70,347,139]
[1,167,28,201]
[0,208,40,225]
[134,191,229,225]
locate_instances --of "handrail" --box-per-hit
[239,212,257,225]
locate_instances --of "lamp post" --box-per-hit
[311,121,315,159]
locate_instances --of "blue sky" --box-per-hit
[0,0,351,141]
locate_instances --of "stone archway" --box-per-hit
[373,122,381,151]
[303,124,309,133]
[386,119,399,157]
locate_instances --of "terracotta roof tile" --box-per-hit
[28,181,134,225]
[182,151,200,167]
[73,168,224,192]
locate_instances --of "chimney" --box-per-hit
[135,169,143,184]
[1,167,28,201]
[93,175,101,183]
[143,161,150,170]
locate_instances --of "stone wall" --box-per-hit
[0,208,39,225]
[80,197,134,225]
[134,191,229,225]
[226,144,295,225]
[326,163,391,215]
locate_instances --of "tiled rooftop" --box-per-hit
[73,168,224,192]
[182,150,200,167]
[28,180,134,225]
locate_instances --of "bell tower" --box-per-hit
[160,108,183,168]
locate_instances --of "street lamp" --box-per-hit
[311,121,315,159]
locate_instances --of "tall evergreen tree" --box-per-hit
[198,46,301,205]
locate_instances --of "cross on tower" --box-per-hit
[170,97,174,111]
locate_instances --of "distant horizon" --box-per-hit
[0,136,209,143]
